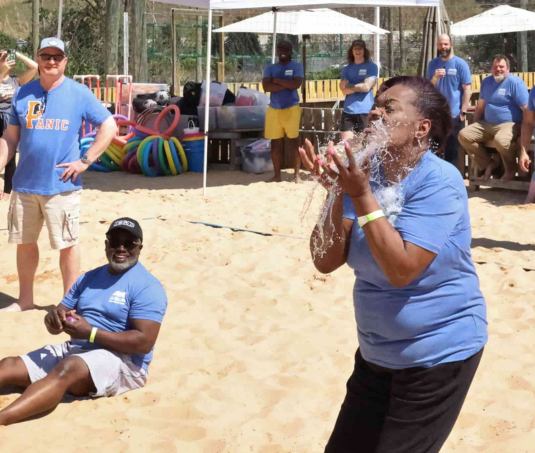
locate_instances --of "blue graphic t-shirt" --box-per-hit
[61,262,168,372]
[427,56,471,118]
[9,77,111,195]
[263,61,304,110]
[480,74,528,124]
[342,152,488,369]
[341,61,378,115]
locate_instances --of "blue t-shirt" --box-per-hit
[342,152,487,369]
[9,77,111,195]
[527,86,535,113]
[480,74,528,124]
[61,262,168,372]
[263,61,304,110]
[341,61,378,115]
[427,56,471,118]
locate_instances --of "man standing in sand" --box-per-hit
[0,37,117,312]
[0,218,167,426]
[427,34,472,166]
[262,41,304,183]
[459,55,528,182]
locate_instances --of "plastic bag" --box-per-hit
[199,81,228,107]
[236,87,269,107]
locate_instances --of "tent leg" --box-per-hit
[272,9,278,64]
[375,7,381,77]
[203,9,213,197]
[437,2,442,35]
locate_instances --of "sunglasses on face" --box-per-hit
[106,237,141,250]
[38,54,65,62]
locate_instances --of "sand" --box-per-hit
[1,169,534,452]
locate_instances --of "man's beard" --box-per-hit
[494,74,506,83]
[440,48,452,58]
[107,253,138,273]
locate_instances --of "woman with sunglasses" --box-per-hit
[300,76,487,453]
[0,49,37,201]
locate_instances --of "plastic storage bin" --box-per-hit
[218,106,268,130]
[182,137,204,173]
[240,139,273,174]
[197,107,218,131]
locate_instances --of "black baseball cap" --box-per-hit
[107,217,143,242]
[352,39,367,49]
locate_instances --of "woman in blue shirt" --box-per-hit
[300,76,487,453]
[339,40,378,142]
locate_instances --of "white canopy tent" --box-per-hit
[153,0,441,195]
[213,8,387,65]
[451,5,535,36]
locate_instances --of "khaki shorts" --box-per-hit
[8,190,81,250]
[21,342,147,398]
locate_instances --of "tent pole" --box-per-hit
[272,8,278,64]
[375,7,381,77]
[437,2,442,35]
[203,8,213,197]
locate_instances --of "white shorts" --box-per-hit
[20,342,147,398]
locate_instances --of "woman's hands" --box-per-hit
[299,139,372,200]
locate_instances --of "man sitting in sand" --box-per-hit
[459,55,528,182]
[0,218,167,426]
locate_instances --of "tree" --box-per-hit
[105,0,122,75]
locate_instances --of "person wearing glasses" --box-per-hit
[0,48,38,201]
[0,217,168,426]
[0,37,117,313]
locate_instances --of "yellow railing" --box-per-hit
[228,72,535,102]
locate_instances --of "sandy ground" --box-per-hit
[0,169,534,452]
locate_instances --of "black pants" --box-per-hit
[341,113,368,133]
[444,115,464,166]
[325,348,484,453]
[0,112,15,194]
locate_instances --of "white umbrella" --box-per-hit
[213,9,388,35]
[452,5,535,36]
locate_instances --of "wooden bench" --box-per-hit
[463,141,534,191]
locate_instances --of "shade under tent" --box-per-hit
[152,0,441,196]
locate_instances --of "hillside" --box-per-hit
[0,0,60,40]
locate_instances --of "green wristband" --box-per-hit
[357,210,385,228]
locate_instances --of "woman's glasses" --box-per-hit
[38,54,65,62]
[106,237,142,251]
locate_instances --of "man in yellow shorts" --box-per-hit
[262,41,303,182]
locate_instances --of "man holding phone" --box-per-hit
[0,48,38,201]
[427,34,472,166]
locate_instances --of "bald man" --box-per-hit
[427,34,472,166]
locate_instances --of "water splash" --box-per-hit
[304,121,413,259]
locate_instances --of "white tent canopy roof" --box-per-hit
[452,5,535,36]
[154,0,439,9]
[213,8,388,35]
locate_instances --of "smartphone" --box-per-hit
[7,50,15,63]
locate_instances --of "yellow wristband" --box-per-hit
[357,209,385,228]
[89,327,98,344]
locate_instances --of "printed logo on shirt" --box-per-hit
[447,68,457,76]
[497,88,506,96]
[359,69,367,76]
[24,100,69,130]
[109,291,127,305]
[0,83,16,100]
[284,69,293,77]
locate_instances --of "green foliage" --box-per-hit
[307,66,342,81]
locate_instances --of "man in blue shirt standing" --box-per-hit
[0,217,167,426]
[262,41,304,183]
[0,37,117,313]
[427,34,472,166]
[459,55,528,182]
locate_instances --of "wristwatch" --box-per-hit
[81,155,93,166]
